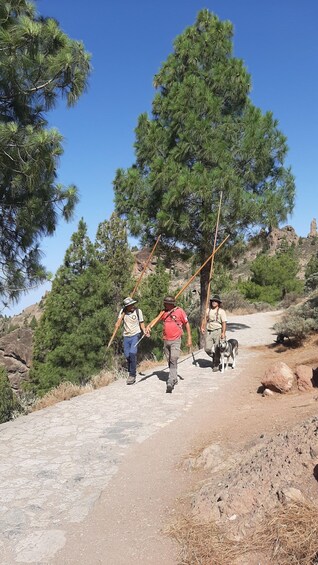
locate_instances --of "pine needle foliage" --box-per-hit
[29,217,134,396]
[114,10,295,319]
[138,260,170,360]
[0,366,15,423]
[239,246,303,304]
[0,0,91,307]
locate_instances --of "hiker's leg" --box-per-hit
[205,331,215,357]
[213,331,222,368]
[163,340,171,366]
[168,339,181,385]
[123,337,131,374]
[128,334,139,378]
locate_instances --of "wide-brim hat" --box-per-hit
[210,294,222,303]
[163,296,176,305]
[123,296,137,308]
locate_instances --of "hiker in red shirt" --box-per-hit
[156,296,192,393]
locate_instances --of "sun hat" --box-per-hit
[210,294,222,303]
[163,296,176,304]
[123,296,137,308]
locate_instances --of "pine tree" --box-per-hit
[114,10,295,322]
[95,212,134,306]
[30,220,114,395]
[0,1,91,307]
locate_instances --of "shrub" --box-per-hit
[238,248,303,305]
[280,291,304,309]
[273,305,318,342]
[238,280,281,305]
[305,274,318,292]
[222,290,250,312]
[0,367,16,424]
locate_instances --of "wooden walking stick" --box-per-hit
[135,234,230,347]
[174,234,229,300]
[107,234,161,348]
[202,192,223,333]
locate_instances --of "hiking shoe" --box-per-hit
[126,376,136,385]
[212,366,219,372]
[166,383,173,393]
[173,378,178,386]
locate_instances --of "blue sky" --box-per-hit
[6,0,318,315]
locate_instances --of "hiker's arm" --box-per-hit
[185,322,192,347]
[221,321,226,339]
[140,321,150,337]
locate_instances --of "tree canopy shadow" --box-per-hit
[227,322,250,332]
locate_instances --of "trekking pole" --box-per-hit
[189,345,197,366]
[136,234,230,347]
[107,234,161,349]
[202,192,223,333]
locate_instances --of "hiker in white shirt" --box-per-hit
[119,297,148,385]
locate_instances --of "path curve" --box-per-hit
[0,311,281,564]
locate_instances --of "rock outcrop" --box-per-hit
[267,225,299,255]
[309,218,317,238]
[0,328,33,392]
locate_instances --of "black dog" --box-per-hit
[219,338,239,373]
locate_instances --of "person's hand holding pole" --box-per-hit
[185,322,192,352]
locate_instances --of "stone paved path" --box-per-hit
[0,311,280,564]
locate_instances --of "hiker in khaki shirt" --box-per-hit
[119,297,148,385]
[201,294,227,371]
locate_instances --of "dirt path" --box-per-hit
[1,310,318,564]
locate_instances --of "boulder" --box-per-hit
[295,364,314,391]
[261,361,295,393]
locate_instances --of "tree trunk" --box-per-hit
[199,261,211,348]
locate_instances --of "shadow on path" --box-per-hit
[227,322,251,332]
[192,358,212,368]
[137,370,168,383]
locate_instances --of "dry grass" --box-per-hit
[91,370,115,389]
[251,502,318,565]
[32,370,117,411]
[168,502,318,565]
[167,515,247,565]
[32,382,93,411]
[138,357,163,372]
